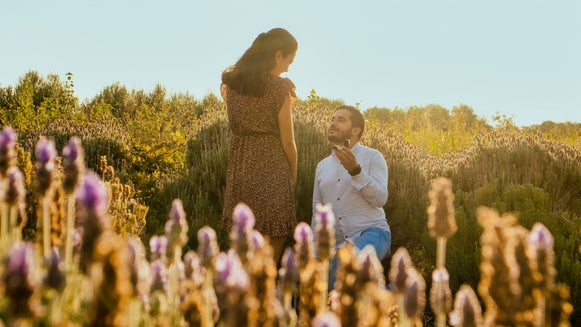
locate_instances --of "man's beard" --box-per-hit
[328,128,351,143]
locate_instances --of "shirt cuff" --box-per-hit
[350,169,369,190]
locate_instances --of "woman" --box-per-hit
[220,28,298,263]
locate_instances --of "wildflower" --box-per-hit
[429,268,452,319]
[402,269,426,320]
[165,199,188,263]
[314,202,335,261]
[427,177,457,239]
[76,171,110,273]
[449,284,483,327]
[2,242,40,319]
[293,222,314,269]
[150,235,168,262]
[61,136,85,194]
[150,259,169,294]
[197,226,219,269]
[230,202,255,264]
[356,245,385,287]
[34,138,58,197]
[527,222,555,291]
[389,247,412,294]
[279,247,299,294]
[44,249,65,291]
[312,311,341,327]
[0,126,17,177]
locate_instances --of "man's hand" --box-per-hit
[333,146,359,172]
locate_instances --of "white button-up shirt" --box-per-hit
[312,142,390,249]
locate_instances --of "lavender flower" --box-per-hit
[356,245,385,287]
[449,285,483,327]
[430,268,452,318]
[34,138,58,196]
[230,202,255,263]
[149,235,168,261]
[293,222,314,269]
[278,247,299,294]
[62,136,85,194]
[5,165,26,208]
[389,247,413,294]
[403,269,426,319]
[150,259,168,294]
[2,242,38,318]
[427,177,457,239]
[165,199,188,262]
[0,126,17,177]
[76,171,110,273]
[45,249,65,291]
[197,226,219,269]
[312,311,341,327]
[314,202,335,261]
[75,171,109,219]
[215,250,248,289]
[527,222,556,291]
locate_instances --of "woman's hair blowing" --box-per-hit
[222,28,297,97]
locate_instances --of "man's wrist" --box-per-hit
[348,164,362,176]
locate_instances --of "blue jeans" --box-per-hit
[328,227,391,291]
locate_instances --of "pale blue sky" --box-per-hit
[1,0,579,126]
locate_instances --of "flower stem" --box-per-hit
[65,195,75,272]
[320,258,330,313]
[43,197,51,258]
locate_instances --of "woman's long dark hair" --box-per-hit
[222,28,297,97]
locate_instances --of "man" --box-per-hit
[312,105,391,290]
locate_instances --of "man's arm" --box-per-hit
[351,151,388,208]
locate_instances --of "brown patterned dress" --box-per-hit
[220,75,297,238]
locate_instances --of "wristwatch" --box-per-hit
[348,164,362,176]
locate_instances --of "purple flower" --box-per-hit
[293,222,314,269]
[197,226,219,268]
[314,203,336,261]
[0,126,17,177]
[4,242,37,300]
[527,222,554,252]
[250,230,265,251]
[233,202,255,234]
[5,166,26,207]
[215,250,248,290]
[45,249,65,290]
[389,247,413,294]
[279,248,299,292]
[75,171,109,217]
[165,199,188,258]
[149,235,168,260]
[312,311,341,327]
[62,137,85,193]
[35,138,58,196]
[150,259,168,294]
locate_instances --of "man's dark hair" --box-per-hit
[334,105,365,139]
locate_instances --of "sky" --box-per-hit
[1,0,580,126]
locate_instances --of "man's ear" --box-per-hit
[352,127,362,138]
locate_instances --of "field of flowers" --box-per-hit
[1,72,580,325]
[0,126,574,326]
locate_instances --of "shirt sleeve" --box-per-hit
[350,150,388,208]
